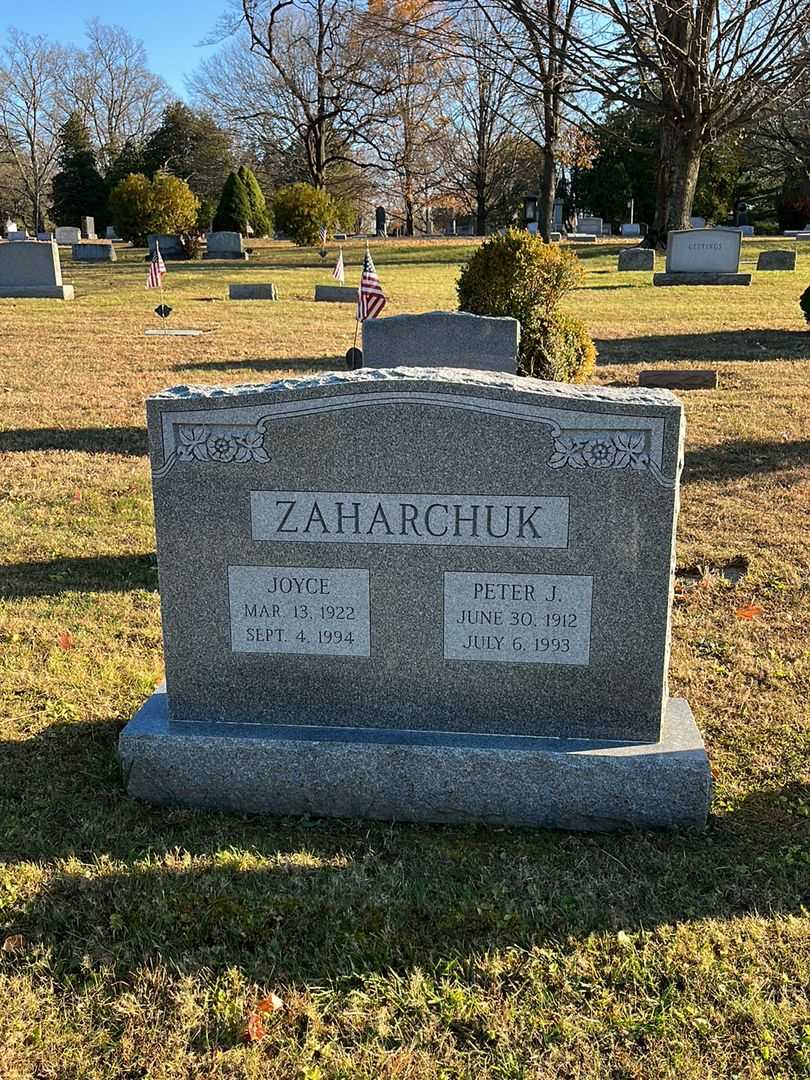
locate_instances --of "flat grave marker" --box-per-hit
[362,311,519,373]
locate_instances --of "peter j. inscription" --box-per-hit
[443,572,592,664]
[251,491,569,548]
[228,565,370,656]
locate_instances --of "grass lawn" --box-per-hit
[0,238,808,1078]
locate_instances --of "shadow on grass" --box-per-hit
[595,329,810,365]
[0,553,157,597]
[0,426,147,455]
[171,356,339,374]
[683,438,810,482]
[1,716,807,984]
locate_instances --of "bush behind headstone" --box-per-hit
[457,229,595,382]
[272,183,339,246]
[213,171,252,235]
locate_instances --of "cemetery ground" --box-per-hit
[0,238,808,1079]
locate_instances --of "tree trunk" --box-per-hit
[648,119,702,249]
[475,183,487,235]
[538,143,556,242]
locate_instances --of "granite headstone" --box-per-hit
[654,228,751,286]
[81,215,96,240]
[618,248,654,271]
[55,226,81,245]
[756,250,796,271]
[72,241,117,262]
[363,312,519,373]
[120,368,711,830]
[147,234,186,260]
[0,239,74,298]
[205,231,248,260]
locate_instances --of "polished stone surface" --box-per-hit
[363,311,519,373]
[618,248,654,271]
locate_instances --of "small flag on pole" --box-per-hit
[319,225,328,246]
[332,246,345,284]
[147,242,166,289]
[357,244,386,321]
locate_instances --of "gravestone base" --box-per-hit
[120,688,711,831]
[204,251,249,260]
[653,272,751,286]
[229,283,278,300]
[0,284,74,299]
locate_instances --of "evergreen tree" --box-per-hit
[50,113,108,227]
[237,164,272,236]
[212,171,252,234]
[142,103,233,202]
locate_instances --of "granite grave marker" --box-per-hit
[654,228,751,286]
[363,312,519,373]
[0,239,74,299]
[120,369,711,830]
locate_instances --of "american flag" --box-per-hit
[147,242,166,289]
[319,225,328,246]
[332,246,345,283]
[357,245,386,320]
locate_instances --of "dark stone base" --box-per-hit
[653,272,751,286]
[0,285,74,299]
[639,370,718,390]
[119,690,712,831]
[204,252,248,260]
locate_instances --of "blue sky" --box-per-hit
[6,0,228,96]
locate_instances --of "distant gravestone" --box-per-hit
[4,219,17,235]
[578,216,602,236]
[739,225,754,236]
[147,234,186,260]
[315,284,357,303]
[0,239,74,299]
[756,250,796,271]
[618,248,654,271]
[81,216,96,240]
[205,231,248,260]
[55,226,81,245]
[567,233,598,243]
[549,232,561,242]
[105,225,122,240]
[620,223,641,237]
[654,228,751,286]
[7,230,28,241]
[119,369,711,830]
[37,231,54,241]
[72,241,116,262]
[375,206,387,238]
[689,217,706,229]
[229,283,278,300]
[362,312,519,373]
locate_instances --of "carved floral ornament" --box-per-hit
[548,432,649,473]
[176,424,269,464]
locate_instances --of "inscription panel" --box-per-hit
[228,565,370,657]
[252,491,569,548]
[444,572,592,665]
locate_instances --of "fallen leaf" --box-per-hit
[244,1011,266,1042]
[2,934,26,954]
[57,631,75,650]
[256,992,285,1014]
[735,604,764,620]
[72,488,82,502]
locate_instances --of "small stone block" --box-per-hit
[567,233,598,243]
[639,370,718,390]
[315,284,358,303]
[55,226,81,245]
[229,283,278,300]
[618,248,655,271]
[653,273,751,286]
[119,688,712,830]
[72,242,116,262]
[757,250,796,271]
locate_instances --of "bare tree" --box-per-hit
[62,19,169,172]
[196,0,382,191]
[568,0,810,244]
[444,6,535,233]
[0,30,64,230]
[469,0,580,240]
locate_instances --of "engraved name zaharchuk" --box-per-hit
[251,491,570,548]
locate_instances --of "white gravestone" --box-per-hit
[654,229,750,286]
[0,239,74,299]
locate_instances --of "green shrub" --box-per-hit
[213,171,252,234]
[457,228,593,381]
[800,285,810,325]
[108,172,199,245]
[237,165,273,237]
[525,311,598,382]
[272,183,339,246]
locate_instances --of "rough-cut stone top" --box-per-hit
[151,368,679,408]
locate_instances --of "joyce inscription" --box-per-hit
[251,491,569,548]
[228,565,370,656]
[443,572,592,665]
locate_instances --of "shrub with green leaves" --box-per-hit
[272,183,339,246]
[800,285,810,325]
[108,172,199,245]
[237,165,273,237]
[457,228,595,382]
[213,171,252,234]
